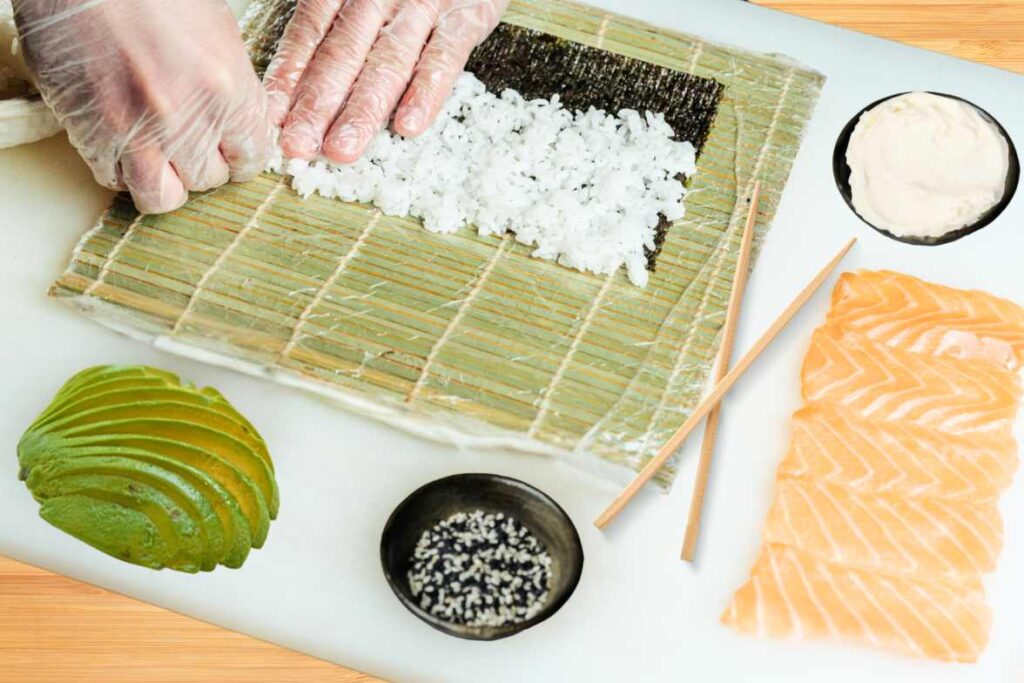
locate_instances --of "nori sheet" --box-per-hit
[467,23,724,156]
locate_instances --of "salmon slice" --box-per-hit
[723,544,991,663]
[802,326,1021,435]
[828,270,1024,368]
[764,479,1002,585]
[778,406,1018,501]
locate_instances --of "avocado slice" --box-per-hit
[38,494,173,570]
[26,456,222,572]
[32,380,178,429]
[44,401,272,470]
[38,386,256,433]
[50,366,179,404]
[59,434,266,550]
[53,418,279,519]
[197,386,271,463]
[31,366,179,430]
[32,441,254,568]
[29,471,201,572]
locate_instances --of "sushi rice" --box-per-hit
[272,73,697,287]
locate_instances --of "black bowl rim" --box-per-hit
[832,91,1020,246]
[379,472,584,641]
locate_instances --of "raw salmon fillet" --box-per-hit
[763,479,1002,584]
[802,326,1021,436]
[723,544,992,663]
[724,271,1024,662]
[828,270,1024,368]
[778,406,1017,502]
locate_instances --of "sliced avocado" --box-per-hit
[53,418,277,521]
[34,379,174,428]
[29,472,200,572]
[32,366,179,430]
[27,457,220,572]
[58,434,266,550]
[53,366,179,401]
[44,443,252,568]
[21,365,278,571]
[38,494,172,570]
[198,386,272,468]
[44,402,270,470]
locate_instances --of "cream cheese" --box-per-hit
[846,92,1010,239]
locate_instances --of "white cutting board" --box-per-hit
[1,1,1023,681]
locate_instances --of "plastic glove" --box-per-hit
[265,0,509,163]
[13,0,274,214]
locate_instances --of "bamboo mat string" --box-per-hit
[406,235,511,403]
[595,14,611,47]
[529,272,616,437]
[513,9,611,434]
[688,41,705,71]
[173,177,288,335]
[280,210,383,359]
[83,213,146,296]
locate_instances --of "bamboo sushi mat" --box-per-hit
[50,0,824,487]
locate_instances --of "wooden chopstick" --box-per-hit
[681,181,761,561]
[593,236,857,530]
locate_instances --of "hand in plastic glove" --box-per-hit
[265,0,509,163]
[13,0,274,214]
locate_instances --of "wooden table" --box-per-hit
[3,3,1021,681]
[752,0,1024,74]
[0,556,380,682]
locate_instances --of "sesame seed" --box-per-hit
[407,510,553,628]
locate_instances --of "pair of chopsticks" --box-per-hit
[594,182,856,554]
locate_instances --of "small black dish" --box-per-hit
[833,92,1020,246]
[380,473,584,641]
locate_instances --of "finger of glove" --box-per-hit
[264,0,345,126]
[392,15,485,138]
[280,0,392,160]
[221,114,276,182]
[171,145,231,193]
[85,155,127,193]
[323,2,438,163]
[221,83,277,181]
[121,147,188,215]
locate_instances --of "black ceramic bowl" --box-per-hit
[380,473,584,641]
[833,92,1020,246]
